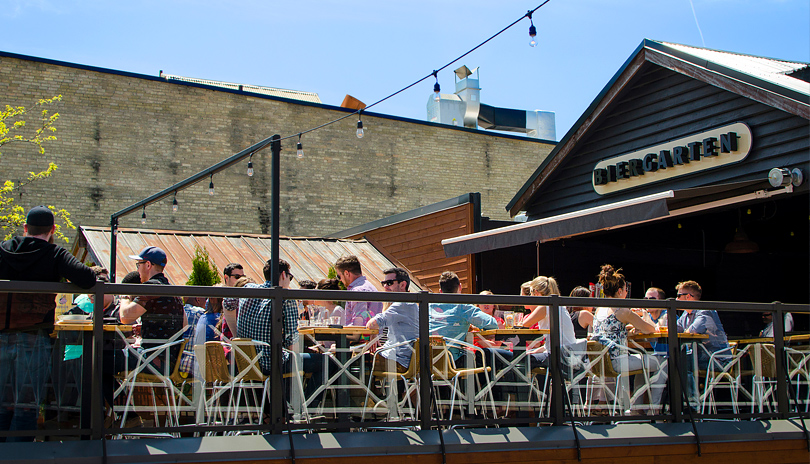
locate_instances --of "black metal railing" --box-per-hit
[0,280,807,441]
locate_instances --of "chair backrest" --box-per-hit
[759,343,777,378]
[231,338,266,382]
[586,340,610,378]
[204,341,231,383]
[402,340,420,379]
[430,336,453,380]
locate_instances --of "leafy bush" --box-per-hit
[186,245,221,286]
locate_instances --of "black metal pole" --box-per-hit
[91,281,104,440]
[772,302,788,417]
[418,291,431,431]
[271,134,281,287]
[666,298,683,422]
[109,216,118,281]
[549,294,564,426]
[270,286,284,433]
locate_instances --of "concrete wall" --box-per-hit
[0,52,553,238]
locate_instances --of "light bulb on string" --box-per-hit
[172,191,178,213]
[433,70,441,102]
[247,154,254,177]
[528,11,537,47]
[296,134,304,158]
[356,112,364,139]
[209,174,215,195]
[141,207,147,225]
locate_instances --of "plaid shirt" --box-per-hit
[236,282,300,373]
[178,304,205,374]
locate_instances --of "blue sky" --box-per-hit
[3,0,808,140]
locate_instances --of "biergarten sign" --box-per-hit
[592,122,752,195]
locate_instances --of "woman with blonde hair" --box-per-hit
[521,276,577,368]
[591,264,665,414]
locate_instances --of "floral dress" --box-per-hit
[591,308,628,360]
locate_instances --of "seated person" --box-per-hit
[522,276,578,369]
[429,271,498,365]
[367,268,418,372]
[759,311,794,337]
[675,280,730,368]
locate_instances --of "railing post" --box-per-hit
[418,291,432,431]
[772,301,789,417]
[549,294,564,426]
[270,285,284,433]
[666,298,683,422]
[90,281,104,440]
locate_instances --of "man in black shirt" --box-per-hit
[0,206,96,441]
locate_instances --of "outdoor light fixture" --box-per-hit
[209,174,215,195]
[768,167,803,188]
[356,113,364,139]
[172,191,178,213]
[247,154,254,177]
[141,207,147,225]
[527,11,537,47]
[297,134,304,158]
[433,70,441,102]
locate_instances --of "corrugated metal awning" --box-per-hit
[74,227,421,291]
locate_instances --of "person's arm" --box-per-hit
[469,305,498,330]
[521,305,548,328]
[366,312,384,331]
[281,299,300,350]
[613,307,656,333]
[577,310,594,330]
[223,298,239,335]
[55,247,96,289]
[685,311,709,334]
[119,298,146,324]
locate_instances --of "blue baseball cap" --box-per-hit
[129,246,168,266]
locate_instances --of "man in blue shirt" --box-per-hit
[429,271,498,363]
[367,267,418,372]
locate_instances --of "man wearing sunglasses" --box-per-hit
[367,268,418,372]
[675,280,730,407]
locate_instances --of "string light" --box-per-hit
[356,112,364,139]
[172,191,178,213]
[296,134,304,158]
[141,206,147,225]
[117,2,553,229]
[433,70,441,102]
[247,154,254,177]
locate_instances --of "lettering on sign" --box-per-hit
[592,122,752,195]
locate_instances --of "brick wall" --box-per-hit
[0,53,553,238]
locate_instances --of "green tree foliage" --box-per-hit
[186,245,221,286]
[0,95,74,242]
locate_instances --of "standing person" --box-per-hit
[367,268,418,372]
[591,265,666,414]
[237,259,324,407]
[119,246,186,369]
[0,206,96,441]
[334,255,382,326]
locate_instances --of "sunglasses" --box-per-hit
[677,293,691,298]
[380,279,401,286]
[228,273,245,279]
[643,297,657,300]
[135,261,148,267]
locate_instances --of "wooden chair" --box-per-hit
[429,336,494,420]
[363,339,420,422]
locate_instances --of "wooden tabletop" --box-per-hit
[54,322,133,332]
[298,326,378,336]
[730,333,810,345]
[629,331,709,340]
[477,328,550,336]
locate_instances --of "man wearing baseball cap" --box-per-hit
[0,206,96,441]
[119,246,186,368]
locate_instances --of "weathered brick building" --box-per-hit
[0,51,553,237]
